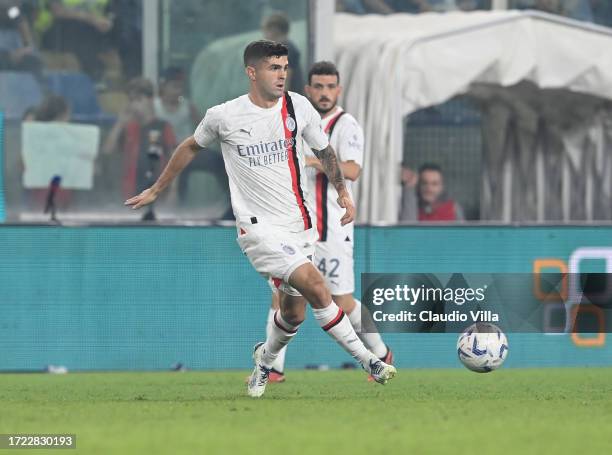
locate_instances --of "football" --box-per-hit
[457,323,509,373]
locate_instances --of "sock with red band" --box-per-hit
[313,301,374,366]
[261,310,298,367]
[348,299,388,359]
[266,308,287,373]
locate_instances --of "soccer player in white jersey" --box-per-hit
[262,61,393,383]
[125,41,396,397]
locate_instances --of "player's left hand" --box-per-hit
[338,191,355,225]
[124,188,158,210]
[305,155,323,171]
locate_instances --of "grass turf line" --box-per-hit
[1,369,611,455]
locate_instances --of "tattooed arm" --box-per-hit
[313,144,355,225]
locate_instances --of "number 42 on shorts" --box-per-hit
[317,258,340,278]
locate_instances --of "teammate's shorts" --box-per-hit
[236,218,318,297]
[314,235,354,296]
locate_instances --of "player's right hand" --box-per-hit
[124,188,158,210]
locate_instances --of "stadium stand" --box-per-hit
[45,71,115,124]
[0,71,43,120]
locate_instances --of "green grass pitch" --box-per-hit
[1,368,611,454]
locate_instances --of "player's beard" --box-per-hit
[315,98,337,115]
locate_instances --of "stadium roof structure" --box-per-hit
[335,10,612,223]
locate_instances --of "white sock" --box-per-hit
[266,307,287,373]
[348,299,389,359]
[261,310,298,368]
[313,302,375,367]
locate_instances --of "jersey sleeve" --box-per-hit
[299,96,329,151]
[336,116,364,167]
[193,106,222,148]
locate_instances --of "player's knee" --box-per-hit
[280,307,305,326]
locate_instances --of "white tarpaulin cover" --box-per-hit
[334,10,612,222]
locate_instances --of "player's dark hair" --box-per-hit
[418,163,444,176]
[243,40,289,67]
[308,61,340,85]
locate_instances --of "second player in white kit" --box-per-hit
[307,106,361,295]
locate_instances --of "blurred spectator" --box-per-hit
[153,66,200,209]
[0,0,44,85]
[261,12,304,93]
[32,92,70,121]
[399,163,464,222]
[102,78,176,200]
[107,0,141,79]
[37,0,118,81]
[416,164,464,221]
[153,66,227,211]
[154,67,199,143]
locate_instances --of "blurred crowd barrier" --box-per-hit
[1,1,611,223]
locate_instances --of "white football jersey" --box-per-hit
[305,107,364,242]
[194,92,329,230]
